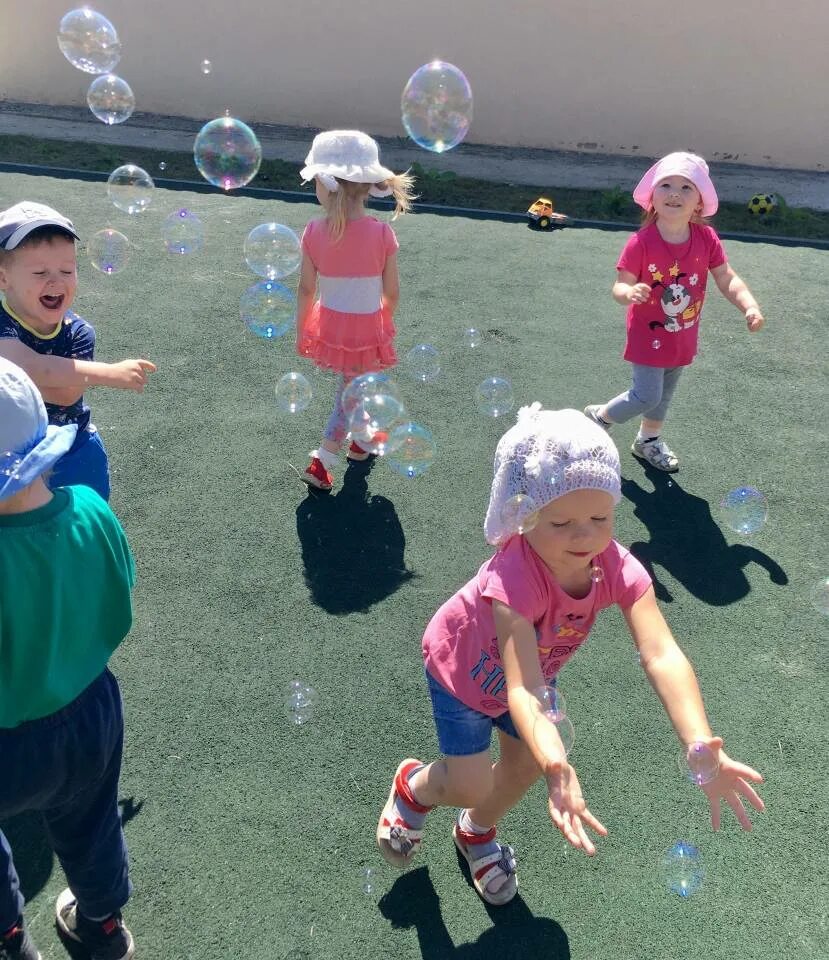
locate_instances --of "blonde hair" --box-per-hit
[325,170,416,243]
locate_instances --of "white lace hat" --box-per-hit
[300,130,395,198]
[484,404,621,546]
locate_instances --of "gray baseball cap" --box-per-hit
[0,201,80,251]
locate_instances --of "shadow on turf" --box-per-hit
[296,458,415,614]
[379,867,570,959]
[622,463,788,605]
[0,797,144,906]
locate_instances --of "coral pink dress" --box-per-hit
[297,216,399,376]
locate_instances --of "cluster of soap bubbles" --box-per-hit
[284,681,316,725]
[58,9,135,124]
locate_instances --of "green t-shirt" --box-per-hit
[0,485,135,728]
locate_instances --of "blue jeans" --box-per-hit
[49,428,111,502]
[425,670,520,756]
[0,670,131,929]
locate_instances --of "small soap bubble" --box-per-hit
[158,161,167,171]
[401,60,473,153]
[386,422,436,478]
[720,485,767,536]
[244,223,301,280]
[809,577,829,616]
[58,7,121,74]
[652,339,661,350]
[501,493,538,535]
[464,327,481,349]
[475,377,514,417]
[275,372,312,413]
[240,281,295,339]
[663,842,703,898]
[87,73,135,125]
[348,393,407,455]
[361,867,375,895]
[161,209,204,255]
[284,681,316,725]
[194,116,262,190]
[88,228,129,274]
[680,741,719,785]
[532,683,566,722]
[404,344,440,383]
[590,565,604,584]
[107,164,154,214]
[200,58,212,75]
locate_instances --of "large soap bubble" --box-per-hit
[240,281,295,339]
[58,7,121,74]
[194,116,262,191]
[401,60,473,153]
[106,165,154,214]
[161,209,204,255]
[243,223,301,280]
[87,74,135,125]
[88,228,129,275]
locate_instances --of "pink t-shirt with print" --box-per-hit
[618,222,726,368]
[422,535,652,718]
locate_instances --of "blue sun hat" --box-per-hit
[0,357,77,501]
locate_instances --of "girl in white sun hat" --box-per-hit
[377,405,764,906]
[295,130,415,491]
[584,151,765,472]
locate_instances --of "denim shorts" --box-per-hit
[49,427,111,502]
[425,669,519,757]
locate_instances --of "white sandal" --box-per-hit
[453,819,518,906]
[376,759,431,869]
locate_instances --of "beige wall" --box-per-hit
[1,0,826,170]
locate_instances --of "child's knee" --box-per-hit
[443,758,494,807]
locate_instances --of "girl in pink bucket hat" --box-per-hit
[295,130,416,491]
[584,151,765,473]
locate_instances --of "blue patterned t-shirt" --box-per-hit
[0,300,93,439]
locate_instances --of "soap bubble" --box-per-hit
[106,165,154,214]
[652,339,661,350]
[194,116,262,190]
[158,161,167,171]
[200,59,212,75]
[809,577,829,616]
[58,7,121,74]
[87,74,135,124]
[475,377,514,417]
[275,372,312,413]
[401,60,473,153]
[663,842,703,898]
[88,228,129,274]
[161,209,204,255]
[532,684,574,758]
[679,742,719,785]
[361,867,375,895]
[240,281,295,339]
[501,493,538,535]
[348,392,407,455]
[590,565,604,584]
[284,681,316,725]
[464,327,481,349]
[386,422,436,477]
[342,373,401,421]
[244,223,301,279]
[404,344,440,383]
[720,486,767,536]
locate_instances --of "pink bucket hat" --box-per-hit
[633,152,718,217]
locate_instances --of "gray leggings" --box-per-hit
[604,364,683,424]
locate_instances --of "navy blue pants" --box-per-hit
[0,670,131,929]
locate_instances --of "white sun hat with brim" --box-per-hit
[632,151,719,217]
[300,130,395,198]
[0,357,78,502]
[484,404,622,546]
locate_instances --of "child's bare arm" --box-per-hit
[381,253,400,314]
[613,269,651,306]
[295,252,317,341]
[710,262,764,331]
[0,339,156,393]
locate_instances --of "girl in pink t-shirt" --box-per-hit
[377,406,764,906]
[295,130,415,490]
[584,152,765,472]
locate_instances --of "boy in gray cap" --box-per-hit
[0,358,135,960]
[0,201,156,501]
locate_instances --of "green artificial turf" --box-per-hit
[0,169,826,960]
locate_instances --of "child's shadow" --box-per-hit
[0,797,143,906]
[379,867,570,960]
[622,464,788,605]
[295,460,414,614]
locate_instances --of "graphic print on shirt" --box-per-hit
[647,261,702,334]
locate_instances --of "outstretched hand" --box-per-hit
[697,737,765,831]
[545,762,608,856]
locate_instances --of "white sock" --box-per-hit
[458,809,509,894]
[637,429,659,444]
[312,447,340,470]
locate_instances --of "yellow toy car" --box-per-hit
[527,196,569,231]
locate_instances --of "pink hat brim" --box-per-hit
[632,152,718,217]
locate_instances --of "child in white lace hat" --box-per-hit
[295,130,415,491]
[377,405,764,906]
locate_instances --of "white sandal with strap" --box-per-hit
[376,758,431,869]
[453,820,518,906]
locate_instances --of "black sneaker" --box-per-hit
[55,889,134,960]
[0,919,41,960]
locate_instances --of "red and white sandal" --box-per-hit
[376,758,432,868]
[453,818,518,906]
